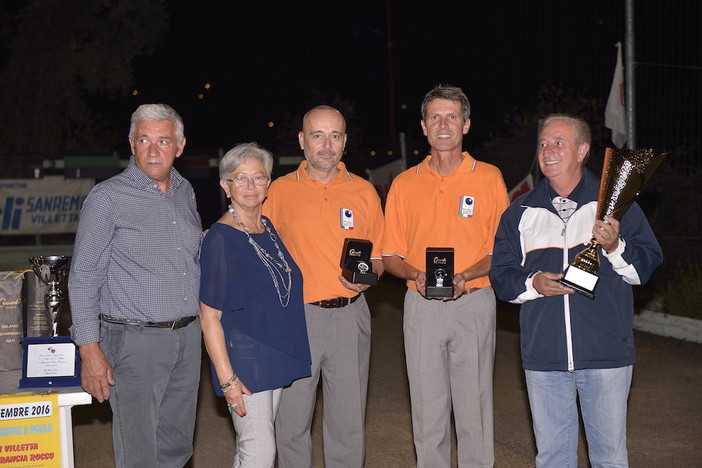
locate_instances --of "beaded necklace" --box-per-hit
[228,205,292,307]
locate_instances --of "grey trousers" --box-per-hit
[100,318,202,468]
[275,294,371,468]
[231,388,282,468]
[404,287,496,468]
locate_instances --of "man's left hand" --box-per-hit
[593,216,620,253]
[338,275,372,292]
[449,273,468,300]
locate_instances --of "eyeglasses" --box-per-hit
[224,175,269,187]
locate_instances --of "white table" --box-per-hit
[0,370,91,468]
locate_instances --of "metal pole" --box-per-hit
[399,132,407,171]
[386,0,396,148]
[625,0,636,148]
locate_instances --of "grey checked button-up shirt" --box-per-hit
[68,156,202,346]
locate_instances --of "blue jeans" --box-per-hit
[525,366,633,468]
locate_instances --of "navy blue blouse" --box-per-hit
[199,217,311,394]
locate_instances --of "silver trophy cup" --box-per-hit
[29,255,71,337]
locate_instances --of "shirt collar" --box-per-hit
[546,169,588,202]
[294,160,352,183]
[415,152,477,176]
[125,155,183,193]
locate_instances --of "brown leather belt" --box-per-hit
[308,294,361,309]
[100,314,197,330]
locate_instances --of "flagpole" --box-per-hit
[625,0,636,148]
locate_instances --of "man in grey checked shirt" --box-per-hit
[68,103,203,468]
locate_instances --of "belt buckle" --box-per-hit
[170,319,178,331]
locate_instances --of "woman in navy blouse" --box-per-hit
[199,142,311,467]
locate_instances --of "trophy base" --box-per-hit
[20,336,82,388]
[559,265,599,300]
[342,268,378,285]
[426,286,454,298]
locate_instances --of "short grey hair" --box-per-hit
[540,113,591,147]
[219,142,274,179]
[540,113,592,163]
[421,84,471,122]
[129,104,185,144]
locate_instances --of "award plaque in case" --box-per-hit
[340,238,378,285]
[20,336,82,388]
[426,247,454,298]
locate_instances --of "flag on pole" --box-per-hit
[605,41,627,148]
[508,173,534,202]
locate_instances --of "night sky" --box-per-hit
[127,1,630,155]
[5,1,696,165]
[1,1,698,279]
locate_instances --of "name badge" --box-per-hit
[458,195,474,217]
[340,208,354,229]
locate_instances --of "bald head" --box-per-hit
[302,105,346,132]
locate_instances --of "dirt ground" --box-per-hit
[71,274,702,467]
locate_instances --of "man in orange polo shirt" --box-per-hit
[263,105,384,468]
[383,85,509,467]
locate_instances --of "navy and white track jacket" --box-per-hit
[490,168,662,372]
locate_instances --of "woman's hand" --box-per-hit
[224,378,252,418]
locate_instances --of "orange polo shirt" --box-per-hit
[263,161,384,303]
[382,152,509,291]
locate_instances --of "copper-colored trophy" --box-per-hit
[560,148,668,299]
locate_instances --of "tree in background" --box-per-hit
[477,81,608,190]
[0,0,167,155]
[643,154,702,297]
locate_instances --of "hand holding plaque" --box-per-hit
[341,238,378,285]
[426,247,454,298]
[559,148,667,299]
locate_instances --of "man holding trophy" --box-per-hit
[490,114,664,467]
[68,104,203,468]
[382,85,510,467]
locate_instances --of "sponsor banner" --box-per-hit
[0,178,94,235]
[0,392,60,467]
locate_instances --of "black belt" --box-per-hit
[308,294,361,309]
[99,314,197,330]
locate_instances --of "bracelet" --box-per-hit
[221,378,238,393]
[219,374,238,389]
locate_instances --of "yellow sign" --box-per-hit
[0,392,60,467]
